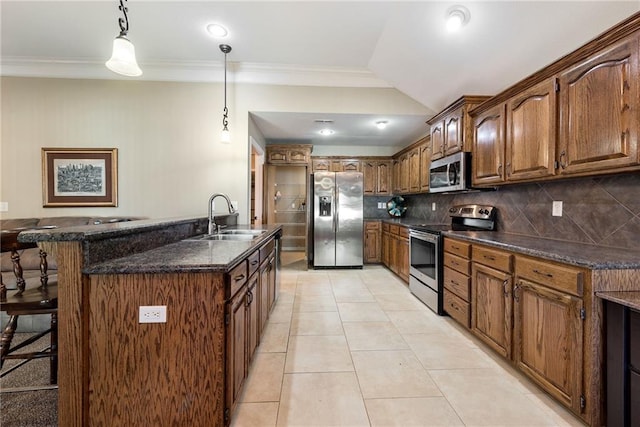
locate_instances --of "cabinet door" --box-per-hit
[226,288,247,409]
[364,222,381,264]
[444,113,463,155]
[471,263,512,358]
[408,149,421,192]
[330,159,343,172]
[431,121,445,160]
[377,161,391,195]
[419,143,430,192]
[558,35,639,175]
[267,253,277,312]
[259,261,270,334]
[392,159,402,194]
[400,154,410,193]
[473,104,506,185]
[341,160,360,172]
[362,161,377,195]
[506,78,557,181]
[398,235,409,283]
[246,275,259,362]
[312,158,330,172]
[381,231,390,268]
[513,278,583,412]
[288,149,310,164]
[267,149,287,164]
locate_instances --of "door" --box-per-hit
[558,35,639,175]
[246,275,259,362]
[226,288,247,410]
[513,278,583,412]
[336,172,363,267]
[313,172,336,266]
[444,114,462,155]
[473,104,506,185]
[471,263,512,358]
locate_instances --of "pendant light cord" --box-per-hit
[220,44,232,131]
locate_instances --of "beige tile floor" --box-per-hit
[231,252,586,427]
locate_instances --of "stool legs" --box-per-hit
[0,315,19,369]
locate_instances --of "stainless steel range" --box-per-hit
[408,204,496,314]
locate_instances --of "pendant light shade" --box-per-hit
[106,0,142,77]
[106,35,142,77]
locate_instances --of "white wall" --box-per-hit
[1,76,429,222]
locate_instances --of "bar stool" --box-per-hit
[0,229,58,392]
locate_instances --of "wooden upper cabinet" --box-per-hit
[505,78,557,181]
[400,153,410,193]
[444,115,463,156]
[472,103,506,185]
[312,158,330,172]
[267,144,312,165]
[558,34,639,175]
[430,121,445,160]
[341,159,361,172]
[377,161,391,195]
[362,161,376,194]
[419,142,431,192]
[359,159,391,195]
[392,158,402,194]
[408,148,421,192]
[312,157,361,172]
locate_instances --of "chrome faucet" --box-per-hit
[208,193,236,234]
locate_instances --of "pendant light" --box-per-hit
[220,44,232,144]
[106,0,142,77]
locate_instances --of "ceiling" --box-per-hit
[2,1,639,148]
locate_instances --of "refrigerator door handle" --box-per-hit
[334,187,338,233]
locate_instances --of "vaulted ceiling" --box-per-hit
[2,1,638,147]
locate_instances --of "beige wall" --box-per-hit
[0,76,429,222]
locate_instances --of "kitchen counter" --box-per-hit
[596,291,640,311]
[84,226,282,275]
[443,231,640,270]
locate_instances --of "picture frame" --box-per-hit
[42,147,118,207]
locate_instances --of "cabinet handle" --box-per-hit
[502,279,509,297]
[506,162,511,176]
[497,163,503,175]
[451,280,459,286]
[513,283,520,302]
[533,269,553,278]
[559,151,567,169]
[451,245,460,250]
[484,255,496,261]
[234,274,245,282]
[250,260,259,266]
[451,260,459,266]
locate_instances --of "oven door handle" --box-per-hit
[409,230,439,244]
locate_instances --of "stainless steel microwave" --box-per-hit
[429,151,471,193]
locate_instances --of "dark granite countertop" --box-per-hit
[596,291,640,311]
[444,231,640,270]
[84,225,282,275]
[17,216,208,243]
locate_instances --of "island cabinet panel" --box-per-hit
[472,103,506,185]
[87,272,227,426]
[227,282,248,415]
[558,34,639,176]
[246,273,260,363]
[505,78,558,181]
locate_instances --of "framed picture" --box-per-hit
[42,148,118,207]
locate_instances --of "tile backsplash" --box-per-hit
[394,173,640,250]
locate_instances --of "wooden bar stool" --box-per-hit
[0,229,58,392]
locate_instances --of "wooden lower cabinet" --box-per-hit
[471,263,513,358]
[226,283,248,415]
[443,238,472,327]
[513,278,584,412]
[364,221,381,263]
[381,223,409,283]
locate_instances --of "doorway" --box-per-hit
[250,138,264,226]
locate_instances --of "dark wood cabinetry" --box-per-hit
[392,136,430,195]
[267,144,312,165]
[443,238,472,327]
[472,104,506,186]
[364,221,381,263]
[408,148,421,193]
[381,223,409,283]
[362,159,391,195]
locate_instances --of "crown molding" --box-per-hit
[0,57,392,88]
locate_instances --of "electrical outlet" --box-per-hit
[231,200,238,211]
[139,305,167,323]
[432,202,436,211]
[0,202,8,212]
[552,201,563,217]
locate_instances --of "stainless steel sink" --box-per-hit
[220,229,267,236]
[188,233,255,241]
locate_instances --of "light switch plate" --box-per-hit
[552,201,563,217]
[432,202,436,211]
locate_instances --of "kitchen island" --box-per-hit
[19,218,282,426]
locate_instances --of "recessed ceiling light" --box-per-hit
[376,121,388,130]
[206,23,229,38]
[446,5,470,32]
[319,129,334,136]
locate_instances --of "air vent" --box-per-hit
[314,119,334,123]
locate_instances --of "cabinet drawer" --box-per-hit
[444,252,470,275]
[473,245,512,273]
[444,239,471,259]
[389,224,399,235]
[443,266,470,301]
[260,239,275,262]
[630,309,640,371]
[399,226,409,239]
[247,250,260,277]
[228,260,248,298]
[382,222,390,233]
[444,290,470,328]
[365,221,381,231]
[515,256,584,297]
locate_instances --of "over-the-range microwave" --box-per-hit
[429,151,471,193]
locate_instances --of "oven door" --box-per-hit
[408,230,442,314]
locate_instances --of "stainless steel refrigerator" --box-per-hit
[311,171,363,268]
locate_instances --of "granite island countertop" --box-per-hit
[84,225,282,275]
[443,231,640,270]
